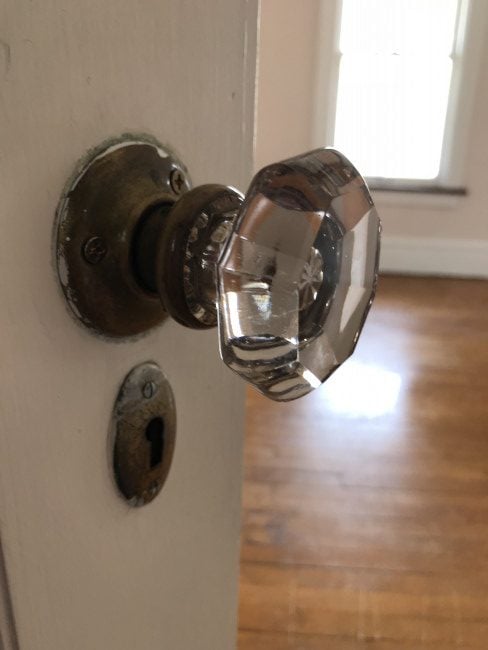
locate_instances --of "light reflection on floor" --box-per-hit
[319,359,402,418]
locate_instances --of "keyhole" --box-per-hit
[145,417,165,468]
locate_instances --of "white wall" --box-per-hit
[256,0,488,277]
[255,0,321,169]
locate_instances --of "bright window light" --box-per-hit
[333,0,460,180]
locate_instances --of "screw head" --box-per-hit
[82,236,107,264]
[142,381,157,399]
[170,168,186,195]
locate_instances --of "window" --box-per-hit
[320,0,478,190]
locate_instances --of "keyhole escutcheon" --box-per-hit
[112,362,176,506]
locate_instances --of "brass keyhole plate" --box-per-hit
[54,135,191,338]
[111,362,177,507]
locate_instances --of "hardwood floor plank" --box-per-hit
[240,563,488,642]
[239,630,480,650]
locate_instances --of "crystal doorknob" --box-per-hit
[56,139,380,401]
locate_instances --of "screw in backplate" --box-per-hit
[142,381,157,399]
[169,168,186,195]
[82,236,108,264]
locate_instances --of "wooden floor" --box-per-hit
[238,275,488,650]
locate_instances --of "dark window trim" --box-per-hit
[367,179,467,196]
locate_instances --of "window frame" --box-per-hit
[313,0,487,195]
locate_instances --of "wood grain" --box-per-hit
[238,275,488,649]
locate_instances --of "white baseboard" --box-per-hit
[380,236,488,279]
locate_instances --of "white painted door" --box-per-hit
[0,2,257,648]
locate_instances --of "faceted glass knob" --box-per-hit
[216,148,380,401]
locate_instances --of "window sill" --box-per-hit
[368,182,467,211]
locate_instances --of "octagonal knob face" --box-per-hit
[217,148,381,401]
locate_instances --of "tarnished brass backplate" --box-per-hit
[55,135,191,337]
[111,362,176,507]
